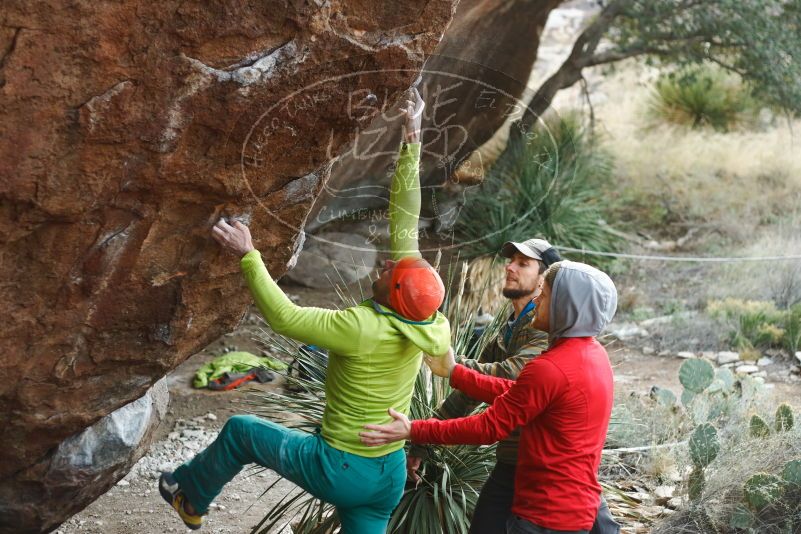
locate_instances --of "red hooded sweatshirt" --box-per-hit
[410,336,613,531]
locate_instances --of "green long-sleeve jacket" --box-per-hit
[240,142,451,457]
[410,305,548,465]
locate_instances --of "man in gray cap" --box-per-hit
[407,238,619,533]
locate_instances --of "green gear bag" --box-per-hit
[193,351,287,388]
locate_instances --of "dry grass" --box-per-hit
[557,64,801,240]
[708,222,801,307]
[460,255,508,317]
[458,62,801,242]
[653,424,801,533]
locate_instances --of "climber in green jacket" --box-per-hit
[159,88,451,533]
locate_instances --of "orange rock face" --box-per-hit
[0,1,456,530]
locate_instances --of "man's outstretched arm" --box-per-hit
[360,359,567,448]
[411,359,566,445]
[212,220,364,356]
[389,88,424,261]
[434,344,537,419]
[425,347,519,404]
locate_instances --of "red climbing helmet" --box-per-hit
[389,257,445,321]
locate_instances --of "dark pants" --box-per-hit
[468,462,621,534]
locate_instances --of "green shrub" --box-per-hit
[707,299,801,353]
[649,67,758,132]
[454,114,620,264]
[782,305,801,354]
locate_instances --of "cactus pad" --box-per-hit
[706,378,724,394]
[782,459,801,486]
[679,358,715,393]
[743,473,785,510]
[681,388,696,407]
[715,367,736,391]
[690,423,720,468]
[650,386,677,407]
[775,403,794,432]
[688,466,705,500]
[750,414,771,438]
[728,505,755,530]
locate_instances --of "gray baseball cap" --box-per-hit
[500,238,561,267]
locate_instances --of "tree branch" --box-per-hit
[516,0,631,132]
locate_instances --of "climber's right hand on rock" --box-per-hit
[402,86,424,144]
[212,218,255,257]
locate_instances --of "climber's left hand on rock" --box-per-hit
[212,218,255,257]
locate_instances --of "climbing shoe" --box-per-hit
[159,471,203,530]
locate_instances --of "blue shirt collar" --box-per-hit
[504,299,536,345]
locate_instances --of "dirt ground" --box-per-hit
[58,281,800,534]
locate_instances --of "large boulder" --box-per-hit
[3,380,170,531]
[308,0,564,231]
[284,231,378,288]
[0,1,457,531]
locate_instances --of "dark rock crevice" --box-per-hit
[0,27,22,87]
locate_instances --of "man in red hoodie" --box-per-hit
[361,260,617,533]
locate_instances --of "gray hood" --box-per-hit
[549,261,618,343]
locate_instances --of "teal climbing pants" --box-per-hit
[173,414,406,534]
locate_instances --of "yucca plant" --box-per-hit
[649,66,759,132]
[782,305,801,355]
[246,259,506,533]
[454,114,620,266]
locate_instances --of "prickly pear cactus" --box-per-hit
[744,472,785,510]
[681,388,696,407]
[688,466,705,500]
[750,414,771,438]
[650,386,677,407]
[775,403,794,432]
[729,504,755,530]
[690,423,720,468]
[715,367,736,391]
[782,459,801,486]
[706,378,725,394]
[679,358,715,394]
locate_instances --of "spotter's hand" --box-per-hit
[360,408,411,447]
[423,346,456,378]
